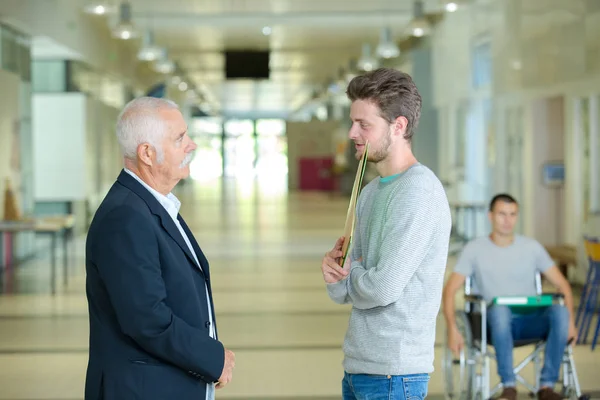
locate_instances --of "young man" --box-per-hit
[442,194,577,400]
[321,68,452,400]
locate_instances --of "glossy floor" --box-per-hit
[0,178,598,399]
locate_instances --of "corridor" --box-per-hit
[0,177,598,399]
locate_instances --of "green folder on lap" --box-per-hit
[340,142,369,268]
[491,295,556,314]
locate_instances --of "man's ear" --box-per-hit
[392,116,408,138]
[137,143,155,166]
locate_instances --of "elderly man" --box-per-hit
[84,97,234,400]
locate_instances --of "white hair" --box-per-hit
[116,97,179,163]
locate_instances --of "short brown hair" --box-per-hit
[489,193,518,212]
[346,68,422,141]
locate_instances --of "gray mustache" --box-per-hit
[180,152,194,168]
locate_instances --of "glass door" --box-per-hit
[189,117,224,183]
[223,119,255,178]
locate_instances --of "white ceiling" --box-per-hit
[101,0,446,117]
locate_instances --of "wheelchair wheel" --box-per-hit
[443,311,474,400]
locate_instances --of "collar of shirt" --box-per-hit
[124,168,181,221]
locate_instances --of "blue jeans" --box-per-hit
[487,304,569,388]
[342,372,430,400]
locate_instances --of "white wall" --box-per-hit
[33,93,87,201]
[33,93,122,221]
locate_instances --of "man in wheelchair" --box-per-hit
[442,194,578,400]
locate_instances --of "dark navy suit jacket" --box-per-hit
[84,170,224,400]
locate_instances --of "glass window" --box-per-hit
[224,119,253,137]
[471,40,492,89]
[256,119,285,136]
[224,134,256,178]
[17,35,30,82]
[256,136,288,177]
[189,135,224,182]
[31,60,67,92]
[455,100,469,168]
[1,25,19,74]
[191,117,223,136]
[0,24,31,80]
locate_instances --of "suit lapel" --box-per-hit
[116,170,205,278]
[177,215,210,279]
[178,214,218,339]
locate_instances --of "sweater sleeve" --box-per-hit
[346,186,439,309]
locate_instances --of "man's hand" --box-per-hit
[216,348,235,389]
[447,327,464,358]
[321,236,350,284]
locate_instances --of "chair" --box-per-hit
[576,236,600,350]
[442,272,588,400]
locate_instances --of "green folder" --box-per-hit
[491,295,556,314]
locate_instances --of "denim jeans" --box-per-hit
[342,372,430,400]
[487,304,569,388]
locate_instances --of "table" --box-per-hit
[0,214,75,294]
[544,244,577,278]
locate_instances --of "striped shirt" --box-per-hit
[327,163,451,375]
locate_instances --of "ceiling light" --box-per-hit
[357,43,379,72]
[112,2,138,40]
[84,2,115,15]
[376,27,400,59]
[137,30,163,61]
[154,60,175,74]
[442,0,469,12]
[445,2,458,12]
[262,26,272,36]
[178,82,188,91]
[154,51,175,74]
[407,0,431,37]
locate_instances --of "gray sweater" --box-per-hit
[327,163,451,375]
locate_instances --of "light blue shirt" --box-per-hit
[124,169,216,399]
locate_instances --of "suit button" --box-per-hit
[205,321,211,328]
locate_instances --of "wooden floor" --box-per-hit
[0,177,598,399]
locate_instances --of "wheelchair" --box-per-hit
[442,273,588,400]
